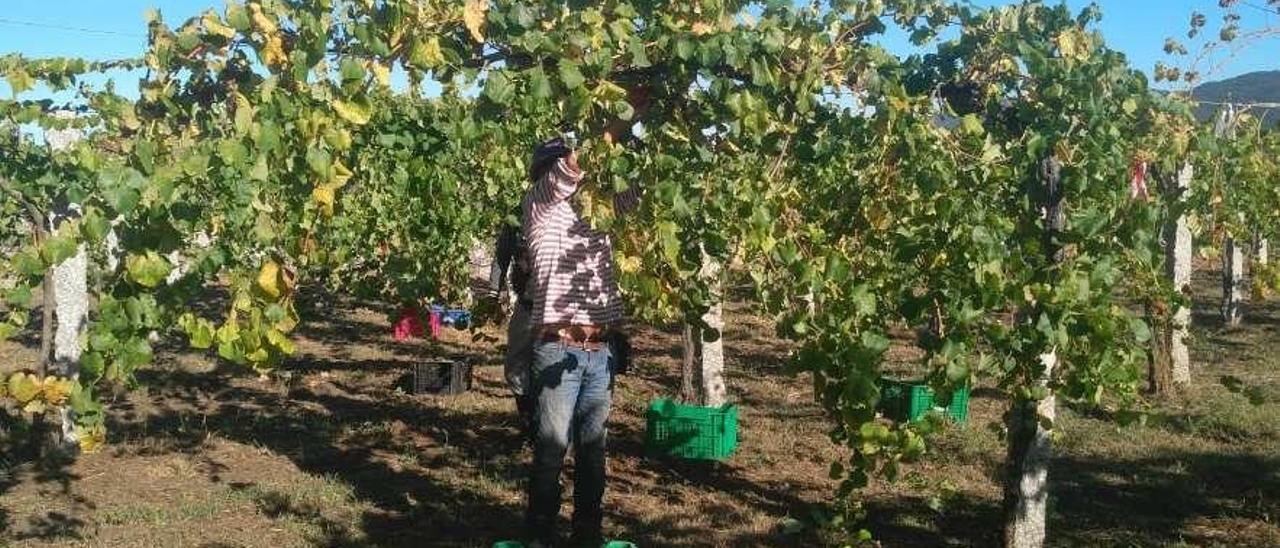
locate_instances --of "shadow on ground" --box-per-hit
[84,294,826,547]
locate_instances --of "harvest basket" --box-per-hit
[645,398,738,461]
[414,359,471,395]
[877,378,969,423]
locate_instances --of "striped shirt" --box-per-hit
[522,158,637,328]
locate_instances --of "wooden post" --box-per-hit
[1004,157,1061,548]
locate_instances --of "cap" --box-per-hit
[529,137,572,181]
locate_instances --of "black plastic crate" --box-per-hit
[414,360,472,395]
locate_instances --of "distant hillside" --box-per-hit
[1190,71,1280,125]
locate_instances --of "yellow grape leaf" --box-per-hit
[1055,32,1076,58]
[266,328,296,355]
[279,264,296,294]
[388,26,404,51]
[23,399,47,414]
[249,3,279,34]
[79,425,106,453]
[5,67,34,97]
[1054,140,1076,165]
[332,99,372,125]
[120,107,142,131]
[275,305,299,333]
[691,21,713,36]
[333,160,353,187]
[8,372,41,404]
[202,10,236,38]
[257,260,282,299]
[250,156,270,181]
[996,57,1018,74]
[312,184,337,216]
[1252,278,1268,301]
[324,127,353,150]
[464,0,487,43]
[866,204,891,231]
[370,62,391,88]
[246,347,270,364]
[593,80,627,102]
[261,35,287,67]
[1055,29,1088,61]
[618,255,642,274]
[249,3,286,67]
[40,377,74,406]
[232,289,253,312]
[410,37,445,70]
[234,92,255,134]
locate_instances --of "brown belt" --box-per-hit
[541,325,608,351]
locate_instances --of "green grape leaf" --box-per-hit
[558,61,585,90]
[125,252,172,288]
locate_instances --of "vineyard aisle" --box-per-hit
[1,260,1278,546]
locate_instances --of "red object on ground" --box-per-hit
[393,306,425,342]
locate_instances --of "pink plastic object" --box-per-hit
[393,306,425,342]
[1130,160,1149,201]
[428,308,442,339]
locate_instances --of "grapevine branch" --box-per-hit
[0,175,53,374]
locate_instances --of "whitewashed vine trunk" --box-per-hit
[680,325,698,403]
[679,248,726,407]
[104,223,121,272]
[1254,233,1269,266]
[698,248,726,407]
[163,230,213,286]
[1223,236,1244,327]
[699,308,726,406]
[1162,162,1193,387]
[46,115,86,449]
[50,241,86,448]
[1004,156,1061,548]
[1214,106,1243,327]
[1004,351,1057,548]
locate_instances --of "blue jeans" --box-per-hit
[525,340,614,545]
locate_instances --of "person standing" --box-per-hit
[522,136,637,547]
[489,205,536,443]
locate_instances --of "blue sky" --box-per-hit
[2,0,1278,99]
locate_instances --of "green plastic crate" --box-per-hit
[493,541,635,548]
[878,378,970,423]
[645,398,738,460]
